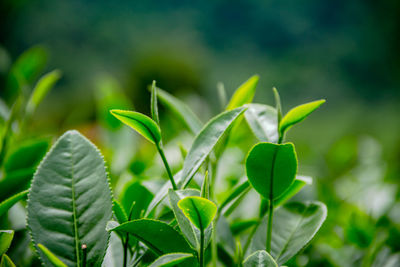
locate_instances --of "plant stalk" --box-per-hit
[266,200,274,252]
[156,143,177,190]
[81,244,87,267]
[199,228,205,267]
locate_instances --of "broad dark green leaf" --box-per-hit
[149,253,194,267]
[226,75,259,110]
[0,254,15,267]
[279,100,325,136]
[26,70,62,115]
[157,87,203,134]
[274,176,312,207]
[151,81,160,125]
[178,196,217,231]
[110,109,161,144]
[108,219,194,255]
[120,181,153,220]
[250,201,327,265]
[27,130,113,267]
[244,104,278,143]
[112,199,128,224]
[37,244,68,267]
[246,142,297,200]
[0,190,28,217]
[180,107,246,188]
[243,250,277,267]
[0,230,14,255]
[4,138,50,173]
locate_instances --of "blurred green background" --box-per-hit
[1,0,400,266]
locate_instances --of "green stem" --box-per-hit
[156,143,177,190]
[266,200,274,252]
[199,228,205,267]
[123,235,129,267]
[81,244,87,267]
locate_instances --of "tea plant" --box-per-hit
[0,62,329,266]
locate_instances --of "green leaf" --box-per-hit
[279,100,325,136]
[151,81,160,125]
[168,189,200,249]
[243,250,277,267]
[27,130,113,267]
[246,142,297,200]
[0,190,28,217]
[37,244,68,267]
[250,201,327,265]
[110,109,161,144]
[0,254,16,267]
[180,107,246,188]
[230,219,258,235]
[0,168,34,201]
[108,219,194,255]
[112,199,128,224]
[0,230,14,255]
[120,181,153,220]
[274,176,312,207]
[219,180,250,212]
[4,138,50,173]
[26,70,62,115]
[178,196,217,231]
[149,253,194,267]
[200,171,209,199]
[244,104,278,143]
[226,75,259,110]
[157,87,203,134]
[272,87,282,124]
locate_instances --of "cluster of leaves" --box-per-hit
[0,48,330,266]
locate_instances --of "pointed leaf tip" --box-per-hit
[110,109,161,144]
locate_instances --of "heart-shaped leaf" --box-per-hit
[37,244,68,267]
[244,104,278,143]
[149,253,194,267]
[279,100,325,136]
[226,75,259,110]
[108,219,194,255]
[246,142,297,200]
[0,230,14,255]
[157,87,203,134]
[250,201,327,265]
[178,196,217,231]
[243,250,277,267]
[27,130,112,267]
[180,107,246,188]
[0,190,28,217]
[110,109,161,144]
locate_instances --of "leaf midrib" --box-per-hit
[117,112,159,144]
[69,136,81,266]
[274,204,311,261]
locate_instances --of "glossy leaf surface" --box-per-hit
[157,87,203,134]
[246,142,297,200]
[0,190,28,217]
[180,107,246,188]
[37,244,68,267]
[274,176,312,207]
[109,219,194,255]
[27,130,112,267]
[226,75,259,110]
[149,253,194,267]
[245,104,278,143]
[110,109,161,144]
[178,196,217,230]
[0,230,14,255]
[279,100,325,136]
[243,250,277,267]
[251,201,327,265]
